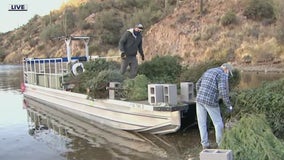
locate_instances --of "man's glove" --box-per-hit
[121,53,126,59]
[141,55,145,61]
[227,106,233,113]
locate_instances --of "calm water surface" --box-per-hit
[238,71,284,89]
[0,65,283,160]
[0,65,63,160]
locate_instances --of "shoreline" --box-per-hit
[234,64,284,73]
[1,63,284,73]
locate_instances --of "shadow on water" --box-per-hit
[23,97,201,160]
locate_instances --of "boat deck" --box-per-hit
[22,56,197,134]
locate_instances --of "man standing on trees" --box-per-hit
[119,23,145,78]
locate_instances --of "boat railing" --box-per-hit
[23,57,69,90]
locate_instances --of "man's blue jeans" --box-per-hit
[196,102,224,147]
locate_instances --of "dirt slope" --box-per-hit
[143,0,283,66]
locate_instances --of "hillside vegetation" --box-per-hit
[144,0,284,66]
[0,0,284,68]
[0,0,177,63]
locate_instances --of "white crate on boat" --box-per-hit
[163,84,177,106]
[180,82,194,102]
[148,84,164,105]
[200,149,233,160]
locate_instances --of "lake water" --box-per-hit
[237,71,284,89]
[0,65,283,160]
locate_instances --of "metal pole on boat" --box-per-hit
[83,38,90,61]
[65,36,72,63]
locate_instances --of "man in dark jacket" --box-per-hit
[119,23,145,78]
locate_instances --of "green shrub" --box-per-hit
[123,74,150,101]
[37,45,45,51]
[97,11,124,31]
[64,8,76,30]
[232,78,284,138]
[181,60,224,83]
[83,58,120,75]
[40,24,64,41]
[243,0,275,21]
[221,114,284,160]
[87,70,124,99]
[77,3,95,20]
[221,11,237,26]
[95,10,123,45]
[79,21,92,30]
[138,55,182,83]
[101,30,120,45]
[118,0,176,34]
[65,59,121,96]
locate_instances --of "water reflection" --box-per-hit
[0,65,23,91]
[0,65,25,127]
[238,72,284,89]
[24,97,192,160]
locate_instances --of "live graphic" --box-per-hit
[8,4,28,11]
